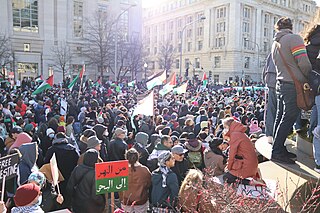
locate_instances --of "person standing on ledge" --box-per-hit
[271,17,312,164]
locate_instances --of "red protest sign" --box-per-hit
[95,160,129,180]
[95,160,129,194]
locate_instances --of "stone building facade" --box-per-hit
[0,0,142,83]
[143,0,316,83]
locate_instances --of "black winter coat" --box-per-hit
[67,164,105,213]
[107,138,128,161]
[133,143,149,166]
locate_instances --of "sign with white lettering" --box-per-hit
[0,153,19,182]
[95,160,129,194]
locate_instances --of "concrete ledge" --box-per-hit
[259,161,319,213]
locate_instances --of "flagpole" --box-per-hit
[78,64,85,99]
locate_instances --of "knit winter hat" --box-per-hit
[46,128,55,137]
[14,183,41,206]
[28,171,46,188]
[24,124,34,132]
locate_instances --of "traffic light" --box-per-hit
[209,70,212,79]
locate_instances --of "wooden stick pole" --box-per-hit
[111,192,115,213]
[1,176,5,202]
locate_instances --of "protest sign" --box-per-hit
[95,160,129,195]
[236,179,277,200]
[0,153,19,182]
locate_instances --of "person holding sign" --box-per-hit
[119,148,151,212]
[151,151,178,213]
[67,149,106,213]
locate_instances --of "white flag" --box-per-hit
[50,153,59,186]
[132,91,154,116]
[173,81,188,94]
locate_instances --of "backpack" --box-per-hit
[188,151,203,168]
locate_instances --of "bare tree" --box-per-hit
[116,34,145,81]
[83,11,115,78]
[157,40,176,72]
[0,34,13,78]
[51,42,74,82]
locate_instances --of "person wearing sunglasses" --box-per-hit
[171,145,189,186]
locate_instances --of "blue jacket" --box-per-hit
[151,168,179,208]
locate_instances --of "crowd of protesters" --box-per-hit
[0,15,317,213]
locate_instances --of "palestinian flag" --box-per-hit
[159,83,174,96]
[165,72,177,86]
[202,72,208,87]
[32,75,54,95]
[173,81,188,94]
[128,80,135,87]
[35,75,43,83]
[146,71,166,90]
[93,78,102,87]
[68,65,85,90]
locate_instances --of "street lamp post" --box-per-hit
[114,3,137,82]
[244,38,260,79]
[179,16,206,78]
[144,62,148,83]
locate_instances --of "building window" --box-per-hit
[150,61,155,69]
[187,16,193,23]
[197,27,203,36]
[198,41,203,51]
[214,56,221,68]
[187,42,192,51]
[73,1,83,37]
[185,59,190,69]
[264,14,270,24]
[187,29,192,38]
[263,41,268,52]
[154,47,157,55]
[217,7,226,18]
[213,75,219,84]
[178,31,182,39]
[17,62,38,74]
[217,22,226,32]
[244,39,249,49]
[169,33,173,41]
[244,57,250,68]
[12,0,38,32]
[263,28,268,37]
[243,22,250,33]
[243,7,250,19]
[215,37,225,47]
[176,59,180,69]
[195,58,200,68]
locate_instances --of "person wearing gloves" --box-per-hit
[11,183,43,213]
[151,151,179,212]
[133,132,150,166]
